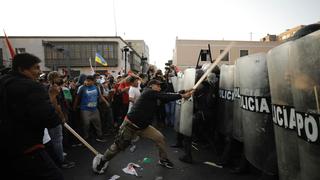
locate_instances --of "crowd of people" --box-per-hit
[1,53,218,179]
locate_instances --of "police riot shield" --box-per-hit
[290,30,320,180]
[267,41,301,180]
[218,64,234,136]
[171,76,178,92]
[174,72,184,133]
[238,53,278,175]
[233,61,243,142]
[179,68,196,136]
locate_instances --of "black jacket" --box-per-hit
[194,80,219,111]
[0,72,60,155]
[127,88,182,129]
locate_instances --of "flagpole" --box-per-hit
[95,58,97,72]
[88,57,95,75]
[3,30,15,59]
[113,0,118,36]
[2,38,11,67]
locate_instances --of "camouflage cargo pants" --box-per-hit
[103,119,168,161]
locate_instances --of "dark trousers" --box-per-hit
[176,132,192,158]
[1,148,64,180]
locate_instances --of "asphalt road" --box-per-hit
[62,127,262,180]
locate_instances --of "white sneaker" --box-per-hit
[92,154,109,174]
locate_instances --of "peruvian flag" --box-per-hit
[3,30,15,59]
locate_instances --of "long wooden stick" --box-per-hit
[193,42,234,90]
[64,123,100,156]
[314,86,320,113]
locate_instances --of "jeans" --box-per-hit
[48,124,64,164]
[165,101,176,126]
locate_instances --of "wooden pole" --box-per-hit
[193,42,234,90]
[63,123,100,156]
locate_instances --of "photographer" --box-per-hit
[164,64,177,127]
[152,70,167,128]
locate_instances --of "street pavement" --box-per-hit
[62,127,261,180]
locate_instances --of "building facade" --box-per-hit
[0,36,145,77]
[173,39,281,70]
[126,40,150,73]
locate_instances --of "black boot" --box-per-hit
[179,136,193,164]
[230,154,249,174]
[179,155,193,164]
[170,133,184,148]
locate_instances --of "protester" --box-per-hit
[128,76,141,113]
[0,53,64,179]
[73,75,108,142]
[47,71,75,169]
[92,79,194,174]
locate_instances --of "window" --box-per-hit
[220,50,229,61]
[240,50,249,57]
[15,48,26,54]
[74,44,81,59]
[43,41,118,67]
[44,46,52,60]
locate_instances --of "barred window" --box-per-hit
[240,50,249,57]
[43,41,118,67]
[15,48,26,54]
[220,49,229,61]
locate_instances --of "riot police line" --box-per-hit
[173,24,320,180]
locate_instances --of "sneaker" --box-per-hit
[96,137,107,143]
[158,158,174,169]
[61,160,75,169]
[93,155,109,174]
[96,159,108,172]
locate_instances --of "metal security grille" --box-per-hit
[43,41,119,68]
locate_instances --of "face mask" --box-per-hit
[96,79,101,84]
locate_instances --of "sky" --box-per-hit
[1,0,319,70]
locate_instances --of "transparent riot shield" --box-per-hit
[238,53,278,175]
[174,73,184,133]
[179,68,196,136]
[233,61,243,142]
[218,64,234,136]
[171,76,178,92]
[267,41,301,180]
[290,30,320,180]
